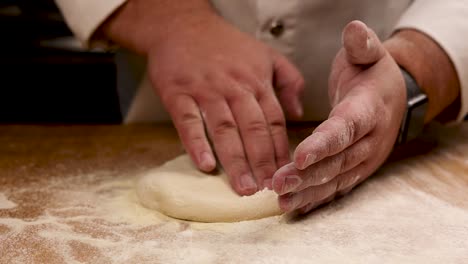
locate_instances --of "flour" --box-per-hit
[0,193,17,210]
[2,124,468,263]
[1,167,468,263]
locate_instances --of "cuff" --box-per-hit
[394,0,468,122]
[55,0,127,49]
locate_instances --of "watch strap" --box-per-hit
[396,68,428,145]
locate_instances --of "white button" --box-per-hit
[269,20,285,37]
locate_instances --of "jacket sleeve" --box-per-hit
[55,0,127,48]
[394,0,468,122]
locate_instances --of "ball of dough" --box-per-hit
[136,155,282,222]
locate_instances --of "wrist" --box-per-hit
[97,0,219,55]
[384,29,460,123]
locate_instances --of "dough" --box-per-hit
[136,155,282,222]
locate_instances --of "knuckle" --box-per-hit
[323,132,334,157]
[252,158,275,171]
[178,111,202,126]
[246,62,268,80]
[343,117,358,144]
[227,65,250,82]
[337,150,349,173]
[269,120,287,137]
[268,114,287,129]
[188,133,206,144]
[171,74,195,87]
[303,166,326,186]
[311,159,341,186]
[337,173,360,191]
[313,181,337,201]
[331,115,358,146]
[227,85,256,102]
[246,120,269,135]
[212,119,238,136]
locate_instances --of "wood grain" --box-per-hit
[0,122,467,263]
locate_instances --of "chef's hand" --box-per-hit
[100,1,304,196]
[151,16,305,195]
[272,21,407,213]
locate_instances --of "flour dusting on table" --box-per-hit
[0,193,17,210]
[2,124,468,263]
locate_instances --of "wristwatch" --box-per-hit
[396,67,428,145]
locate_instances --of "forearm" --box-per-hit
[97,0,219,55]
[384,29,461,123]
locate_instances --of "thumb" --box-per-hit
[343,20,386,65]
[272,52,305,120]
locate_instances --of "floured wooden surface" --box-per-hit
[1,124,468,263]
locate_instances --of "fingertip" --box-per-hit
[293,76,305,114]
[272,163,300,194]
[343,20,385,65]
[278,193,302,212]
[343,20,369,58]
[272,173,283,194]
[278,194,292,211]
[235,173,258,196]
[286,79,305,121]
[273,52,305,121]
[343,20,368,43]
[292,98,304,120]
[199,151,216,172]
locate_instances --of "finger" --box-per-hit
[290,163,371,213]
[258,91,290,168]
[294,92,378,170]
[166,94,216,172]
[297,195,335,215]
[229,92,277,189]
[342,20,386,65]
[272,52,305,120]
[201,99,258,195]
[335,162,371,196]
[273,136,373,195]
[278,177,338,212]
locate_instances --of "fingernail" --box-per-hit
[263,178,273,190]
[199,152,216,171]
[298,153,316,170]
[281,175,303,194]
[240,173,257,193]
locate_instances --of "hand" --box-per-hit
[148,14,304,195]
[272,21,407,213]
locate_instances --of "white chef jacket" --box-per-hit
[55,0,468,123]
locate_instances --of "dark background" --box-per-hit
[0,0,121,123]
[1,1,465,124]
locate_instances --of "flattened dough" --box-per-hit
[136,155,282,222]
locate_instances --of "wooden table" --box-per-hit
[1,123,467,263]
